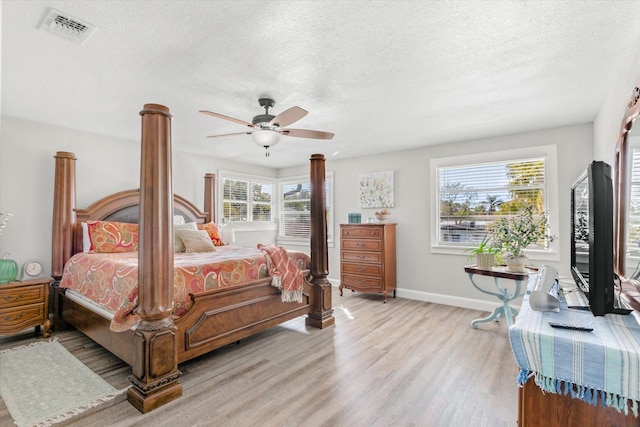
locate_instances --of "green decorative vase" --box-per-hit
[0,254,18,284]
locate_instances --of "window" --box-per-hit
[430,146,558,258]
[220,171,274,223]
[218,170,334,245]
[626,145,640,277]
[278,173,334,245]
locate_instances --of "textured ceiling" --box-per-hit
[3,1,640,168]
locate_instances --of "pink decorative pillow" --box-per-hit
[197,222,225,246]
[86,221,139,253]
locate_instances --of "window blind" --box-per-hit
[279,177,332,241]
[437,157,546,246]
[223,177,272,222]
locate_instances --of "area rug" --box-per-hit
[0,339,127,427]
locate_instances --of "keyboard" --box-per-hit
[563,287,589,308]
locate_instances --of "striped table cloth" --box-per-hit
[509,283,640,416]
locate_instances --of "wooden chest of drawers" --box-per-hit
[339,223,396,302]
[0,278,52,337]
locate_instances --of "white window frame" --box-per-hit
[218,170,276,230]
[277,172,334,247]
[430,145,559,261]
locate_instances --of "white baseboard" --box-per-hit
[327,279,520,312]
[396,288,513,312]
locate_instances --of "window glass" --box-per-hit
[432,146,559,260]
[279,174,333,243]
[218,171,333,245]
[626,147,640,274]
[222,175,273,223]
[438,158,546,246]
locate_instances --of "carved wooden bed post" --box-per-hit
[306,153,335,328]
[51,152,77,280]
[127,104,183,412]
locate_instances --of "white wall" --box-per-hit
[281,124,593,309]
[594,35,640,162]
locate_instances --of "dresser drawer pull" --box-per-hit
[358,256,365,260]
[355,243,364,247]
[358,268,364,272]
[3,294,25,302]
[2,312,25,321]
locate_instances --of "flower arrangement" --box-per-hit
[375,209,391,221]
[0,212,17,283]
[0,212,13,237]
[489,206,554,259]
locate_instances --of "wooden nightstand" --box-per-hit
[0,278,52,337]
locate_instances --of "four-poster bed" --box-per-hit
[51,104,334,412]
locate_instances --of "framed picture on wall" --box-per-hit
[359,170,394,208]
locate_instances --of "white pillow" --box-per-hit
[174,222,198,252]
[177,229,216,253]
[174,215,186,225]
[82,222,91,252]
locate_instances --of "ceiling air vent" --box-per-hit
[38,8,96,44]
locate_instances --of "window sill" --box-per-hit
[225,223,277,232]
[431,245,559,262]
[277,238,334,248]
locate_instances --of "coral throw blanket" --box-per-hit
[258,244,305,303]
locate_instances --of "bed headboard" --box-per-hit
[51,151,216,279]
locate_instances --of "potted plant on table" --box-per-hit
[464,234,499,269]
[489,206,554,272]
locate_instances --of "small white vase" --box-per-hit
[505,255,528,272]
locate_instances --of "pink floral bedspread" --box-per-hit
[59,246,310,332]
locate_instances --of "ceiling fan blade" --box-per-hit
[280,128,335,140]
[199,110,256,128]
[269,106,308,128]
[207,131,252,138]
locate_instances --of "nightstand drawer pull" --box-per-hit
[3,294,24,302]
[2,312,25,321]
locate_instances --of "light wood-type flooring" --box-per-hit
[0,287,519,426]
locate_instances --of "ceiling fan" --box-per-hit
[200,97,334,156]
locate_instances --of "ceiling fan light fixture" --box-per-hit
[201,97,333,157]
[252,129,281,148]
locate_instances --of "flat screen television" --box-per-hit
[570,161,618,316]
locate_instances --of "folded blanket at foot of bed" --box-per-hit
[258,244,305,303]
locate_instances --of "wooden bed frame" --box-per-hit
[50,104,335,413]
